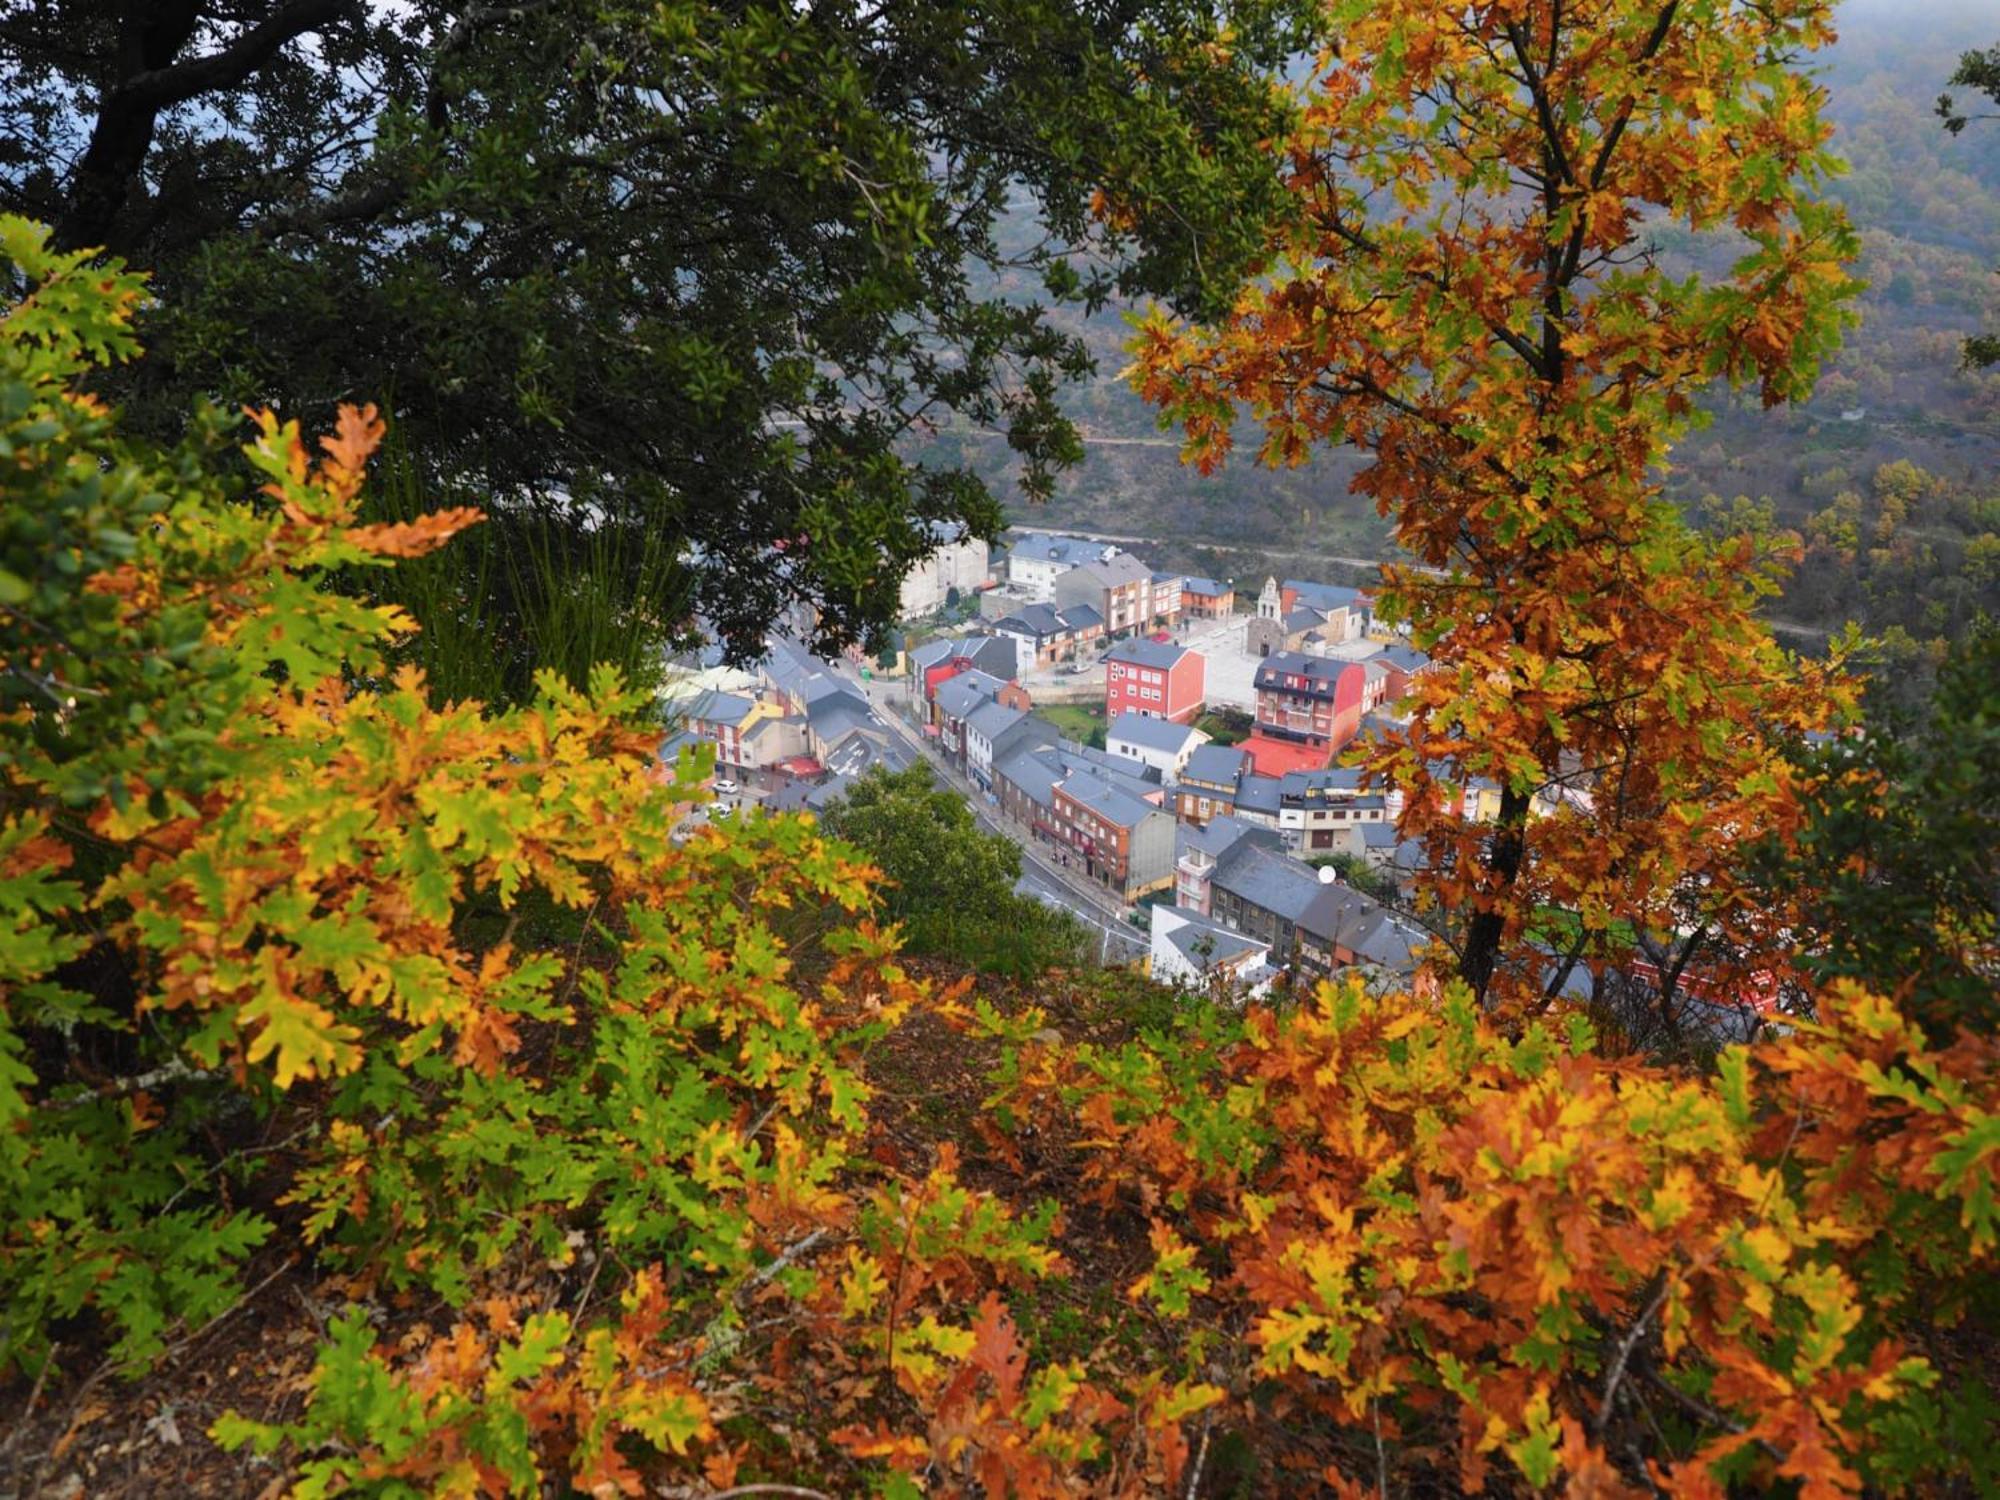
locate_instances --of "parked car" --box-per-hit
[713,777,740,795]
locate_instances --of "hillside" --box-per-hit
[945,2,2000,649]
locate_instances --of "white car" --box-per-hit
[713,778,740,795]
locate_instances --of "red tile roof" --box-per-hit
[1240,733,1332,777]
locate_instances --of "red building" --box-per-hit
[1251,651,1393,751]
[1104,639,1206,724]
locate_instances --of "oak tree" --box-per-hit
[1133,0,1863,1007]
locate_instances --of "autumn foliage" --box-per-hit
[1,4,1997,1487]
[1130,0,1865,1009]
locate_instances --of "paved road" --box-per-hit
[846,672,1148,962]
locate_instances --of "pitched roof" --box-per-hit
[995,744,1065,808]
[1212,842,1320,923]
[685,689,756,727]
[909,638,959,670]
[1008,532,1112,565]
[1181,576,1229,596]
[1297,883,1423,971]
[1106,711,1203,755]
[1185,814,1280,860]
[1078,551,1152,588]
[933,671,1002,720]
[989,716,1056,764]
[994,603,1063,638]
[1232,772,1284,815]
[809,697,875,747]
[1241,733,1333,778]
[1284,580,1367,612]
[1058,770,1163,831]
[1106,637,1191,670]
[1254,651,1347,692]
[1059,603,1102,630]
[1281,607,1326,633]
[965,700,1027,742]
[962,636,1018,679]
[1155,906,1267,970]
[1278,766,1366,801]
[1378,644,1432,674]
[1181,743,1249,788]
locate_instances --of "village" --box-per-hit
[654,525,1519,997]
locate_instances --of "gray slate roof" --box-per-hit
[1254,651,1347,693]
[1181,576,1228,596]
[1181,743,1249,787]
[686,689,756,727]
[1009,532,1111,565]
[932,670,1002,721]
[1284,580,1367,612]
[1078,551,1152,588]
[1059,770,1161,831]
[809,697,875,748]
[1232,773,1283,816]
[1211,842,1321,923]
[1106,711,1201,755]
[965,699,1027,742]
[1298,883,1422,971]
[1158,906,1267,969]
[1185,814,1281,860]
[1106,637,1191,671]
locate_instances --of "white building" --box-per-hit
[1149,904,1274,999]
[1105,711,1209,785]
[1004,532,1121,603]
[900,523,992,621]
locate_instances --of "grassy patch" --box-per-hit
[1195,707,1252,746]
[1034,702,1106,748]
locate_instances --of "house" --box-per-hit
[993,743,1173,900]
[1174,743,1250,827]
[931,669,1007,758]
[1173,814,1282,913]
[758,638,857,717]
[1054,550,1154,638]
[1004,533,1121,602]
[1105,712,1208,784]
[1208,840,1422,980]
[1258,578,1372,641]
[898,522,992,621]
[1104,638,1205,724]
[1293,880,1424,979]
[1180,577,1234,619]
[1275,768,1389,855]
[964,700,1056,790]
[1239,731,1334,778]
[989,603,1103,669]
[1148,572,1185,631]
[737,711,813,791]
[1149,904,1274,998]
[1360,822,1427,896]
[1050,771,1177,900]
[1253,651,1393,751]
[911,634,1019,703]
[1373,644,1434,706]
[1206,840,1324,966]
[1230,771,1284,830]
[804,687,876,762]
[681,689,771,780]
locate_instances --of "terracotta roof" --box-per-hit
[1241,733,1332,777]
